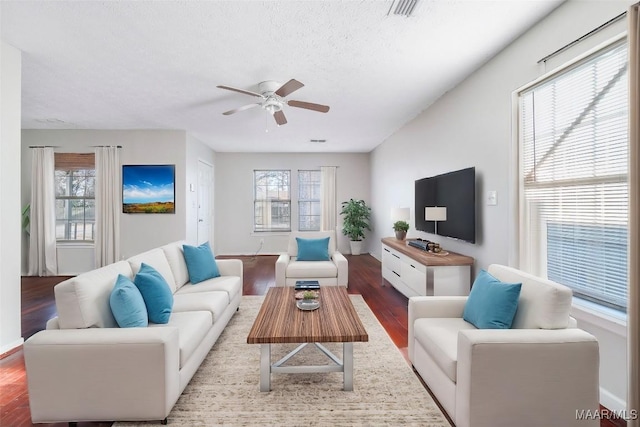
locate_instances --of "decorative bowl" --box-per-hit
[296,299,320,311]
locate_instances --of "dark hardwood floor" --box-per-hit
[0,254,625,427]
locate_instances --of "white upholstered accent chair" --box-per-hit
[275,230,348,287]
[408,264,600,427]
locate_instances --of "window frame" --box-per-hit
[54,153,96,243]
[297,169,321,232]
[253,169,291,232]
[514,36,629,313]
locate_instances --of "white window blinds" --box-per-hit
[518,40,628,311]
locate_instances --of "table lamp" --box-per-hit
[424,206,447,235]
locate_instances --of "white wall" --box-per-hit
[0,41,23,354]
[572,303,628,411]
[370,0,632,411]
[214,152,370,256]
[21,129,199,273]
[119,131,187,257]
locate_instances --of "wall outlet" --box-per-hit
[260,238,264,245]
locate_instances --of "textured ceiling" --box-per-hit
[1,0,563,153]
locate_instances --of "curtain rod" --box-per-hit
[29,145,122,148]
[537,10,627,64]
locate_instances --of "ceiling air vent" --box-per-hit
[387,0,419,17]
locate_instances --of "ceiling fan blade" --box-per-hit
[273,110,287,126]
[217,85,263,98]
[275,79,304,97]
[287,100,330,113]
[222,103,261,115]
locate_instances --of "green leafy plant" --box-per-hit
[22,204,30,235]
[393,220,409,232]
[302,291,318,300]
[340,199,372,241]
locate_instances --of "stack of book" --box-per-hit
[294,280,320,291]
[408,240,430,251]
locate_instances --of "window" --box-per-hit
[55,153,96,242]
[254,170,291,232]
[517,40,628,311]
[298,170,321,231]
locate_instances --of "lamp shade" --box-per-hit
[425,206,447,222]
[391,207,410,222]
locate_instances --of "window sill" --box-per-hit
[56,241,95,248]
[570,297,626,337]
[250,231,323,236]
[251,232,291,236]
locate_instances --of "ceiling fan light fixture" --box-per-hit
[262,98,283,114]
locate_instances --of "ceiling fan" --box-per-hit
[216,79,330,126]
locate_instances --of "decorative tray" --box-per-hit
[431,251,449,256]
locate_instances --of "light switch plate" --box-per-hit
[487,190,498,206]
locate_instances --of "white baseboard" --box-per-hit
[1,337,24,355]
[600,387,626,412]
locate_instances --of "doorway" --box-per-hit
[197,160,213,246]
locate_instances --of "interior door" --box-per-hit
[197,160,213,246]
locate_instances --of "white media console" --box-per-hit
[381,237,474,298]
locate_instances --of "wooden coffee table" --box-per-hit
[246,286,368,392]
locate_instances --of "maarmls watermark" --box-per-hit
[576,408,638,421]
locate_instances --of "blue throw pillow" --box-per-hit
[296,237,330,261]
[110,274,148,328]
[134,263,174,324]
[463,270,522,329]
[182,241,220,284]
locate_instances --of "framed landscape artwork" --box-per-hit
[122,164,175,214]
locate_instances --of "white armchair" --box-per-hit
[408,264,600,427]
[275,230,348,287]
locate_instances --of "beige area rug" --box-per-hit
[115,295,450,426]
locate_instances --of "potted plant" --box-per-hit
[340,198,372,255]
[297,290,320,310]
[302,290,318,301]
[393,220,409,240]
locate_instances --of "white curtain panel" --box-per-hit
[320,166,337,232]
[95,146,121,267]
[28,147,57,276]
[628,4,639,425]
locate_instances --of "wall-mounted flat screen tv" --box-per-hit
[415,167,476,243]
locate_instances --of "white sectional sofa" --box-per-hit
[408,264,600,427]
[23,241,242,425]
